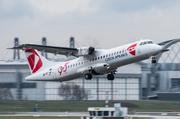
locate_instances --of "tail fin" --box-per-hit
[25,49,57,74]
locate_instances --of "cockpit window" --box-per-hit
[147,41,153,44]
[140,41,153,46]
[143,42,147,45]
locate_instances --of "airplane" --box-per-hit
[10,39,169,82]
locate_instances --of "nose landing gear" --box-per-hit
[151,56,157,63]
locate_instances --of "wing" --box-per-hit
[9,44,78,57]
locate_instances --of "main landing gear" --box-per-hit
[85,68,115,80]
[85,73,115,80]
[85,73,92,80]
[107,72,115,80]
[151,56,157,63]
[85,67,93,80]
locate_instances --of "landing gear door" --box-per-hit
[137,42,142,56]
[137,47,142,56]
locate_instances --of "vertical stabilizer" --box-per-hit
[25,49,57,74]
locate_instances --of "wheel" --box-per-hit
[88,73,92,79]
[85,73,92,80]
[107,74,114,80]
[151,60,156,63]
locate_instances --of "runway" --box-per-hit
[1,112,180,119]
[128,115,180,119]
[0,112,89,117]
[128,112,180,119]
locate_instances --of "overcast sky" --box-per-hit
[1,0,180,60]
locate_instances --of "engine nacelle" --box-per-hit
[75,47,95,56]
[93,63,110,74]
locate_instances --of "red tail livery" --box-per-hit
[25,49,43,73]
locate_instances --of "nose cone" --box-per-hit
[153,44,162,56]
[156,45,162,52]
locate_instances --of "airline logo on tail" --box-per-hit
[127,43,137,56]
[25,49,43,73]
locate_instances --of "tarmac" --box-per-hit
[0,112,89,117]
[1,112,180,119]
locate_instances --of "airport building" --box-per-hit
[0,37,180,101]
[0,60,141,101]
[142,39,180,100]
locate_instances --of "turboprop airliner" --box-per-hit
[10,39,168,82]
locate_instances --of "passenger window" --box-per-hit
[79,62,80,65]
[70,65,72,67]
[117,51,118,54]
[73,64,75,67]
[120,51,121,54]
[92,59,94,61]
[109,54,110,57]
[98,57,100,60]
[122,50,124,53]
[103,55,105,58]
[112,53,113,56]
[95,58,97,60]
[81,62,83,64]
[101,56,102,59]
[140,42,143,45]
[106,55,108,57]
[114,52,116,55]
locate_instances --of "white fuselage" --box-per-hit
[26,40,162,81]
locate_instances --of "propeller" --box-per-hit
[83,36,101,55]
[84,36,100,48]
[88,47,95,55]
